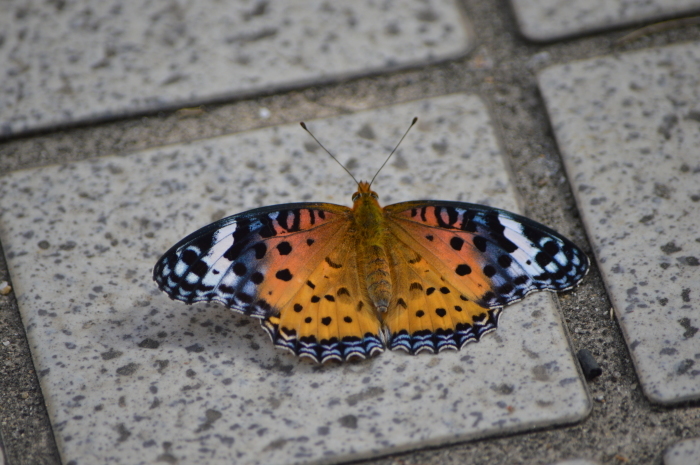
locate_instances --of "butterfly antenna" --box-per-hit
[300,122,359,185]
[369,117,418,188]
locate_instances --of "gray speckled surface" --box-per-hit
[510,0,700,41]
[550,460,599,465]
[539,42,700,404]
[0,94,589,465]
[0,0,471,138]
[664,437,700,465]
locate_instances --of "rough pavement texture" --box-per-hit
[1,1,699,464]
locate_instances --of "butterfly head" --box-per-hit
[352,181,380,204]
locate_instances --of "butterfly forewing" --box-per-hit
[154,202,350,317]
[384,201,589,309]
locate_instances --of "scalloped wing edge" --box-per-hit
[388,308,501,355]
[260,318,385,363]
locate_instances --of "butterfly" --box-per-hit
[153,118,589,363]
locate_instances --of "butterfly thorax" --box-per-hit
[351,181,393,313]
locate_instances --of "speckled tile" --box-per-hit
[510,0,700,41]
[664,437,700,465]
[0,0,472,138]
[0,94,589,465]
[538,42,700,404]
[550,459,599,465]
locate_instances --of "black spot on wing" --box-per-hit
[251,272,264,284]
[473,236,487,253]
[277,241,292,255]
[455,264,471,276]
[233,262,247,276]
[253,243,267,259]
[543,240,560,256]
[257,215,277,238]
[190,260,208,277]
[483,265,496,278]
[498,255,512,268]
[181,249,199,265]
[275,269,293,281]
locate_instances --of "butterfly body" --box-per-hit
[154,179,589,363]
[352,181,393,313]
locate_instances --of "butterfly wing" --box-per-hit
[382,239,502,354]
[261,238,384,363]
[153,202,383,363]
[381,201,589,353]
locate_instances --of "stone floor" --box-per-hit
[1,1,699,465]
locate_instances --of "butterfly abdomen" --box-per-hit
[352,183,393,313]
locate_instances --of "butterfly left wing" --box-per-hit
[153,202,384,363]
[381,201,589,353]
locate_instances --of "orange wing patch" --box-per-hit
[261,235,384,363]
[383,240,500,354]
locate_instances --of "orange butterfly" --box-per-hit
[153,119,588,363]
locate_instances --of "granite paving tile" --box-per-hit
[0,0,471,138]
[664,437,700,465]
[538,42,700,404]
[510,0,700,42]
[0,94,590,465]
[550,459,599,465]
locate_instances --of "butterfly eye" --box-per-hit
[352,192,360,201]
[371,192,379,199]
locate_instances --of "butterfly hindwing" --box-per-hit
[261,240,384,363]
[383,240,502,354]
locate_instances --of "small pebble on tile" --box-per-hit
[577,349,603,380]
[0,281,11,295]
